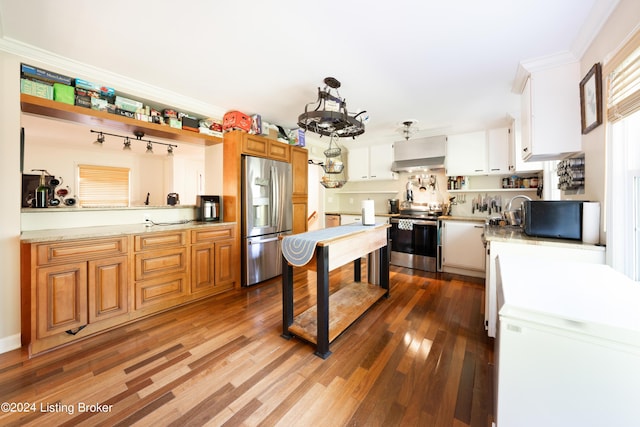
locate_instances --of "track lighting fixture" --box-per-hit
[93,132,105,146]
[90,129,177,156]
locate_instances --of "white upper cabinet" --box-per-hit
[520,62,581,161]
[445,131,487,176]
[510,118,543,173]
[487,128,511,175]
[348,144,397,181]
[446,129,512,176]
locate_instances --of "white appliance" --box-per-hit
[242,156,292,286]
[494,254,640,427]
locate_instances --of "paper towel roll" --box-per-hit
[361,200,375,225]
[582,202,600,244]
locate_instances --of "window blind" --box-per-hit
[607,30,640,122]
[78,164,130,207]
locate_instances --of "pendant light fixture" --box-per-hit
[297,77,366,138]
[399,120,419,140]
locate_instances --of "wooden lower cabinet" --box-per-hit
[21,224,237,356]
[190,227,236,295]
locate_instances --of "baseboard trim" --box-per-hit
[0,333,21,355]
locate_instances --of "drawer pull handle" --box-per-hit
[65,325,87,336]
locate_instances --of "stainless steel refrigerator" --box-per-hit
[242,155,292,286]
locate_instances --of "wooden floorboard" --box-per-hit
[0,263,494,426]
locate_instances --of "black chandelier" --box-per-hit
[297,77,366,139]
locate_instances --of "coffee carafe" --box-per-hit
[197,195,221,221]
[389,199,399,214]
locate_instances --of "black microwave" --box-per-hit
[523,200,584,240]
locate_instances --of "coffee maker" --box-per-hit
[196,195,221,221]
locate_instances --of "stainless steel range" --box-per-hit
[389,203,442,272]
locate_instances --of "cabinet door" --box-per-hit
[348,146,370,180]
[292,199,308,234]
[520,77,533,160]
[291,146,308,196]
[191,244,216,295]
[36,262,88,338]
[441,221,485,271]
[242,135,269,157]
[446,131,487,175]
[511,118,543,173]
[88,256,129,323]
[368,144,396,180]
[488,128,511,175]
[214,240,235,288]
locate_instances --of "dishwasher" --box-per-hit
[325,213,340,228]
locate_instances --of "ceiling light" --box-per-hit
[93,132,105,146]
[298,77,366,139]
[399,120,419,140]
[90,129,176,155]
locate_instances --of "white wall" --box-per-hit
[0,51,22,352]
[573,0,640,244]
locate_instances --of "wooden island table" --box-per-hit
[280,223,390,358]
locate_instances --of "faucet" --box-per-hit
[505,195,532,211]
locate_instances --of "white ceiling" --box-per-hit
[0,0,620,145]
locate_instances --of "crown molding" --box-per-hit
[0,37,227,118]
[511,51,578,94]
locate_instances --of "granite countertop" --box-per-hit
[20,221,236,243]
[484,225,605,251]
[438,215,485,222]
[325,211,399,217]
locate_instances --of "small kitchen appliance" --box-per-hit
[523,200,584,240]
[196,195,221,221]
[167,193,180,206]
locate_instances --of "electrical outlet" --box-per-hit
[349,198,354,204]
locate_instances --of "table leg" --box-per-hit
[380,242,390,297]
[281,255,294,339]
[354,257,361,282]
[315,245,332,359]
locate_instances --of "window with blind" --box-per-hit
[606,31,640,122]
[605,28,640,281]
[78,164,130,207]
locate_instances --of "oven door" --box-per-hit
[412,219,438,257]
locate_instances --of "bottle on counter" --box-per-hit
[34,170,48,208]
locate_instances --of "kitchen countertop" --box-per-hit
[20,220,236,243]
[325,211,399,217]
[438,215,485,222]
[484,224,605,251]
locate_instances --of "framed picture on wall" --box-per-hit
[580,62,603,134]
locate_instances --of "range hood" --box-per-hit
[391,135,447,172]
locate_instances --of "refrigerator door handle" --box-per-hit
[248,236,280,244]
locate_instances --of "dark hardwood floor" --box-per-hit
[0,263,494,426]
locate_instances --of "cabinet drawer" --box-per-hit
[36,237,128,266]
[134,231,186,251]
[135,248,187,280]
[191,226,234,243]
[135,273,188,310]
